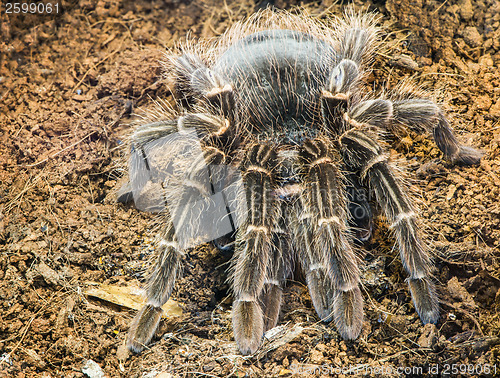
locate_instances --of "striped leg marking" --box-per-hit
[174,53,236,122]
[127,112,237,352]
[296,138,364,339]
[260,218,291,332]
[393,99,482,165]
[127,223,182,353]
[232,143,277,355]
[337,16,379,65]
[340,126,439,324]
[321,59,360,130]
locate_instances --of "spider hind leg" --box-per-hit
[340,100,440,325]
[393,99,483,165]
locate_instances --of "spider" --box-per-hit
[121,9,483,355]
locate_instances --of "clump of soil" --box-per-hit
[1,0,499,377]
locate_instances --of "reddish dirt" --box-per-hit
[1,0,499,377]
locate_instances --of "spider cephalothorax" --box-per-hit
[122,9,483,355]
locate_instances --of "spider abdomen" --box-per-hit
[214,30,336,141]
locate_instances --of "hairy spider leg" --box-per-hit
[174,54,236,124]
[259,212,292,332]
[392,99,483,165]
[335,13,379,66]
[173,54,282,354]
[127,222,181,352]
[231,143,278,355]
[295,138,363,339]
[340,99,439,324]
[127,77,238,352]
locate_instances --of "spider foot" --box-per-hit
[306,269,335,322]
[232,300,264,355]
[452,145,484,165]
[332,287,364,340]
[127,304,163,353]
[433,117,483,165]
[261,284,283,332]
[408,277,440,324]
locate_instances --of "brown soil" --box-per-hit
[1,0,499,377]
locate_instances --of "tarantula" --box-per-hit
[121,9,482,355]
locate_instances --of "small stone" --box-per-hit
[418,323,438,349]
[468,62,480,74]
[459,0,474,20]
[389,54,419,70]
[447,276,476,308]
[462,26,483,48]
[72,93,93,102]
[82,359,105,378]
[446,184,457,200]
[489,98,500,116]
[479,54,494,67]
[37,261,62,286]
[282,356,289,368]
[156,373,176,378]
[23,349,46,369]
[387,315,407,334]
[476,95,492,111]
[309,349,324,364]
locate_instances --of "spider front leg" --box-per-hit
[340,100,439,324]
[335,11,379,66]
[295,138,363,339]
[320,12,379,126]
[292,196,335,322]
[127,222,182,352]
[126,112,236,353]
[231,143,278,355]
